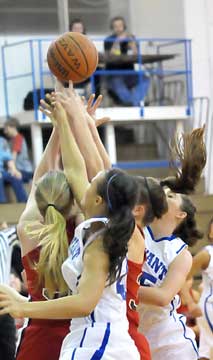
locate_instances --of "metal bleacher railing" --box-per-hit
[1,37,193,119]
[1,36,198,179]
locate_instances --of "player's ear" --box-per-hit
[132,204,145,218]
[95,195,103,206]
[176,211,187,220]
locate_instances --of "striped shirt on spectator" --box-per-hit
[0,227,18,284]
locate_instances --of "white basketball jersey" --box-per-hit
[140,226,187,330]
[62,217,129,331]
[199,245,213,333]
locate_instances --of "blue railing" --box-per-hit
[1,37,193,119]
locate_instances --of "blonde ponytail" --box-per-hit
[26,171,73,299]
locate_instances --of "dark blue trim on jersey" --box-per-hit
[147,226,177,242]
[90,311,95,326]
[178,315,199,356]
[90,322,111,359]
[71,349,77,360]
[170,299,175,316]
[170,298,177,321]
[204,284,213,332]
[71,327,88,359]
[176,243,187,254]
[80,327,88,347]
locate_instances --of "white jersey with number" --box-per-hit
[139,226,198,360]
[199,245,213,331]
[60,217,140,360]
[198,245,213,359]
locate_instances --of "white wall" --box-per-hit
[129,0,185,38]
[0,33,105,118]
[183,0,211,99]
[0,35,54,117]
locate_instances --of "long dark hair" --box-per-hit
[97,168,138,284]
[161,127,206,194]
[173,195,203,247]
[136,176,168,225]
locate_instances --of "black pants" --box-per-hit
[0,315,16,360]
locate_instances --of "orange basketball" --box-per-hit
[47,32,98,83]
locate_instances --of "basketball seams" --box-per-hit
[47,45,70,81]
[55,42,86,80]
[47,32,98,82]
[67,34,90,73]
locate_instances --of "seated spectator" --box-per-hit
[104,16,150,106]
[69,18,98,95]
[0,136,28,203]
[4,118,33,182]
[69,18,86,34]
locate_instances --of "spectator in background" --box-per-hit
[0,136,28,203]
[4,118,33,183]
[69,18,96,96]
[104,16,150,106]
[69,18,86,34]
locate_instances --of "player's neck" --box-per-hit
[149,218,176,239]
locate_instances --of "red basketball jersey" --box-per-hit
[127,227,151,360]
[16,217,75,360]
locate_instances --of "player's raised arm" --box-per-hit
[51,99,89,209]
[55,80,104,180]
[84,94,111,170]
[17,123,60,254]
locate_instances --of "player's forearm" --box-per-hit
[58,114,87,177]
[67,112,104,180]
[138,286,172,307]
[57,114,89,207]
[20,295,92,320]
[33,127,59,181]
[88,120,111,170]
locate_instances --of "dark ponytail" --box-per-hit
[136,176,168,225]
[97,168,138,284]
[161,127,206,194]
[173,195,203,247]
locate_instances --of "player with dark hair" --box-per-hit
[138,127,206,360]
[0,93,141,359]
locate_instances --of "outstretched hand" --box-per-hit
[82,94,111,127]
[39,94,56,126]
[39,93,68,127]
[54,80,86,119]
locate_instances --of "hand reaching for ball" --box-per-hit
[55,79,111,127]
[82,94,110,127]
[39,92,68,128]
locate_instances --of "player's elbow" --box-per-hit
[156,296,169,307]
[156,292,173,307]
[78,302,96,317]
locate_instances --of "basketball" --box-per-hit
[47,32,98,83]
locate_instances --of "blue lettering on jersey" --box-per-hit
[140,271,157,286]
[70,236,80,260]
[145,249,168,281]
[116,277,126,300]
